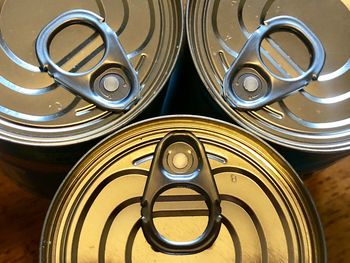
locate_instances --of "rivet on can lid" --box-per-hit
[172,152,189,169]
[243,75,260,92]
[103,75,120,92]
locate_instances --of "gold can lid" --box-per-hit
[41,116,325,262]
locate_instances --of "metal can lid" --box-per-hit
[40,116,326,262]
[187,0,350,153]
[0,1,183,146]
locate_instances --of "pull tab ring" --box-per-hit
[36,9,140,112]
[223,16,326,110]
[141,131,222,254]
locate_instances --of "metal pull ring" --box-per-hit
[141,131,222,254]
[223,16,326,110]
[36,9,140,112]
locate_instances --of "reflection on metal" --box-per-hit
[223,16,325,110]
[341,0,350,10]
[40,116,326,262]
[188,0,350,152]
[0,0,183,145]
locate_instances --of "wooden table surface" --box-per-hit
[0,156,349,262]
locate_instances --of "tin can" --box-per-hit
[0,1,183,195]
[40,116,326,262]
[185,0,350,175]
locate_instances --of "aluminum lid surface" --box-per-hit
[0,0,183,145]
[40,116,325,262]
[187,0,350,152]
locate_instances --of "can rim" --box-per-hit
[186,0,350,154]
[39,114,326,262]
[0,1,185,147]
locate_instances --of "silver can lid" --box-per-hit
[0,1,183,146]
[188,0,350,153]
[40,116,326,262]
